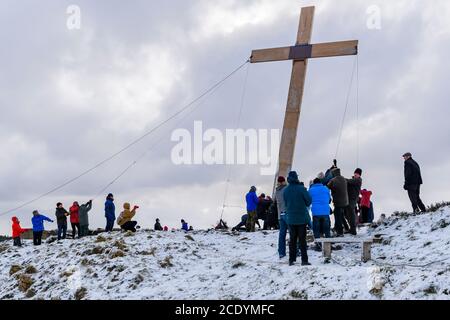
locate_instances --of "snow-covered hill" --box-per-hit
[1,206,450,300]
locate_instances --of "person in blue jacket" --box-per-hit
[283,171,312,266]
[104,193,116,232]
[31,210,54,246]
[181,219,189,231]
[245,186,259,232]
[309,178,332,250]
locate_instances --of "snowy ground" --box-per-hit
[1,207,450,300]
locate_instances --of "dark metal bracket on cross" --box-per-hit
[250,6,358,190]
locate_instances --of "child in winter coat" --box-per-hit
[12,217,30,247]
[31,210,54,246]
[117,203,139,232]
[69,201,80,239]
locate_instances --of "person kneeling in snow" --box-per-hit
[117,203,140,232]
[181,219,189,231]
[12,217,31,247]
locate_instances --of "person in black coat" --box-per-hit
[403,152,426,213]
[344,168,363,235]
[154,218,163,231]
[257,194,273,230]
[55,203,69,240]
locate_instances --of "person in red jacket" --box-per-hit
[360,189,373,223]
[12,216,30,247]
[69,201,81,239]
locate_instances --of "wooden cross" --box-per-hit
[250,6,358,186]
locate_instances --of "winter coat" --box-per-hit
[154,222,163,231]
[283,178,312,226]
[105,199,116,221]
[69,203,80,224]
[12,217,28,238]
[31,214,52,232]
[257,198,272,219]
[327,169,349,207]
[78,201,92,226]
[321,167,336,185]
[117,203,136,226]
[245,191,259,212]
[360,189,372,208]
[404,158,423,187]
[308,184,331,216]
[347,176,362,207]
[55,207,69,225]
[181,222,189,231]
[275,184,287,218]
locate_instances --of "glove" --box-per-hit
[134,205,140,209]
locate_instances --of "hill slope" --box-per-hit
[1,207,450,300]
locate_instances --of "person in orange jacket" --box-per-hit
[12,216,31,247]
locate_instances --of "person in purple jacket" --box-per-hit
[245,186,259,232]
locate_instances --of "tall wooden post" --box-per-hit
[278,6,314,180]
[249,6,358,191]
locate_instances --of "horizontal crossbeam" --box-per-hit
[250,40,358,63]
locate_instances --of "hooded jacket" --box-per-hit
[308,184,331,216]
[78,201,92,226]
[55,207,69,225]
[31,214,53,232]
[245,191,259,212]
[117,203,136,226]
[283,173,312,225]
[346,176,362,207]
[12,217,28,238]
[105,198,116,221]
[69,202,80,224]
[327,168,349,207]
[275,184,287,219]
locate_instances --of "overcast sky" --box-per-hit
[1,0,449,235]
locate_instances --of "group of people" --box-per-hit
[245,166,373,266]
[10,192,194,247]
[239,152,426,266]
[12,200,94,247]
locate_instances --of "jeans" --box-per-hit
[57,223,67,240]
[312,216,331,239]
[33,231,43,246]
[121,221,138,232]
[79,225,89,237]
[334,207,346,236]
[105,219,115,232]
[288,224,308,264]
[407,184,426,212]
[71,222,80,238]
[13,237,22,247]
[278,214,288,257]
